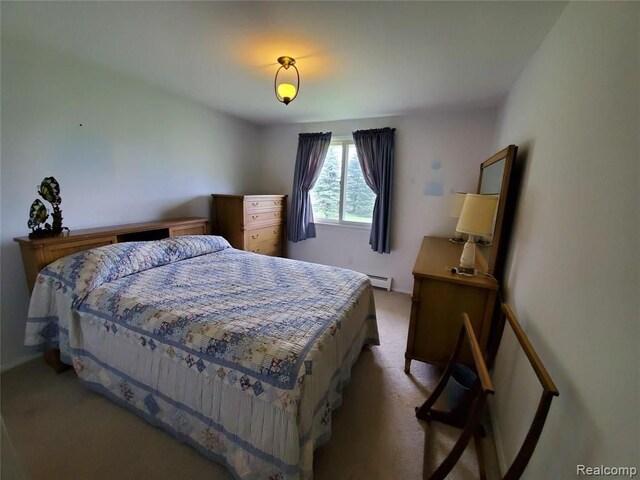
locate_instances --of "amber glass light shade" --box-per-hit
[277,83,297,104]
[274,56,299,105]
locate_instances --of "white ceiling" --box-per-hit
[2,1,566,125]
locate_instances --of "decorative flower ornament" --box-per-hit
[28,199,48,229]
[39,177,61,205]
[27,176,68,238]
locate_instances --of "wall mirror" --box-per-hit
[477,145,517,277]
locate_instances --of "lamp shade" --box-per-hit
[450,192,467,218]
[277,83,297,101]
[456,194,498,236]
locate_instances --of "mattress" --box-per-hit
[25,236,379,479]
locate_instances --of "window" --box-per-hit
[310,140,376,225]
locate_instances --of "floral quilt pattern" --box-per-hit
[25,236,379,479]
[80,247,369,391]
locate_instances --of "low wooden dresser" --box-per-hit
[211,194,286,257]
[14,217,209,293]
[404,236,498,371]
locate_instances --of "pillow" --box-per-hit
[41,235,231,303]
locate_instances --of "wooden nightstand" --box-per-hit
[404,236,498,371]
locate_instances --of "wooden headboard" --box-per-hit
[14,217,209,292]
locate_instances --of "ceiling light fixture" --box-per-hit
[274,56,299,105]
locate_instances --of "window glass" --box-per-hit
[310,144,342,222]
[310,141,373,225]
[343,144,375,223]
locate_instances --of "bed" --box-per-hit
[24,236,379,479]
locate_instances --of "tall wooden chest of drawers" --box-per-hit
[211,194,287,257]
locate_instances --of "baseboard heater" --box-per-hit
[367,274,392,291]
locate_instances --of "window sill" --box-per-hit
[313,221,371,231]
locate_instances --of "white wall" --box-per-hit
[0,38,260,370]
[490,3,639,477]
[258,110,498,293]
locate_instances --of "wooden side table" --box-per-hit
[404,237,498,371]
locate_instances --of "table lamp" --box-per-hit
[455,194,499,275]
[449,192,467,243]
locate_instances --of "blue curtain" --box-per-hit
[352,128,395,254]
[287,132,332,242]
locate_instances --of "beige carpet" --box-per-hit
[1,290,498,479]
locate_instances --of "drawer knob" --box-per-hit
[274,212,280,217]
[252,202,259,206]
[251,234,260,239]
[252,215,259,220]
[273,201,279,205]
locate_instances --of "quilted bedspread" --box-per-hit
[25,236,379,479]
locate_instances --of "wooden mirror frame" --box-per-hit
[477,145,517,277]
